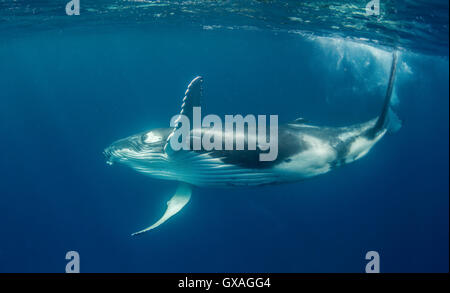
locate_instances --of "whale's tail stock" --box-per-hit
[366,50,402,139]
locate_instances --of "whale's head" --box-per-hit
[103,128,172,170]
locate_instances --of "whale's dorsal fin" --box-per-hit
[131,182,192,236]
[165,76,203,153]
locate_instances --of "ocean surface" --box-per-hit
[0,0,448,273]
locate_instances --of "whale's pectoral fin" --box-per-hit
[164,76,203,154]
[131,182,192,236]
[178,76,203,122]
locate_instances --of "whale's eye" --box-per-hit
[144,131,162,144]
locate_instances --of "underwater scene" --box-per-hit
[0,0,448,273]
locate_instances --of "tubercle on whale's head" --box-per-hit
[103,127,172,166]
[103,147,116,165]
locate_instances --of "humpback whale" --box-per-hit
[104,52,400,235]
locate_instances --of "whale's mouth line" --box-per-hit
[103,144,159,167]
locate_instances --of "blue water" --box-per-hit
[0,1,448,273]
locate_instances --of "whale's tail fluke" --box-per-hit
[366,50,401,138]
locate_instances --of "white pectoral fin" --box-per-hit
[131,183,192,236]
[164,76,203,154]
